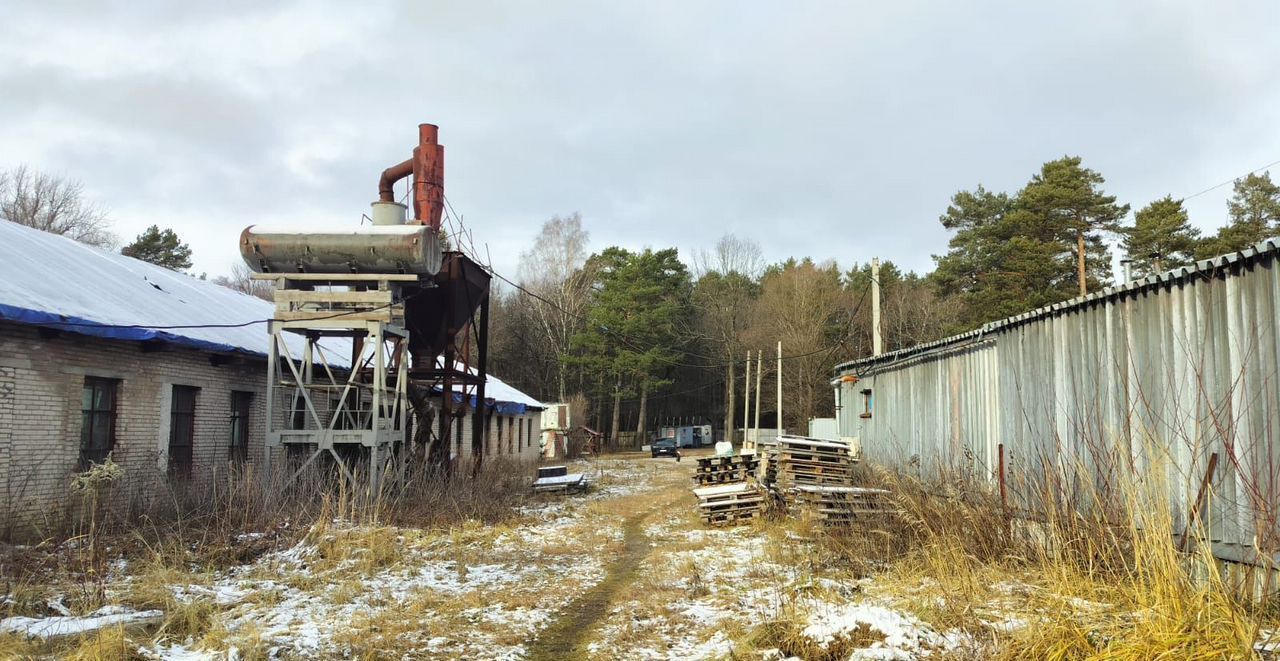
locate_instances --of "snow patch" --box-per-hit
[1,605,163,639]
[800,599,970,659]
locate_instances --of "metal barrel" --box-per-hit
[239,225,443,275]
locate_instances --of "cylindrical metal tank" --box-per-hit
[239,224,443,275]
[371,201,407,226]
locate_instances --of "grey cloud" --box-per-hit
[1,0,1278,279]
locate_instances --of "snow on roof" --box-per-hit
[436,356,544,411]
[0,219,287,358]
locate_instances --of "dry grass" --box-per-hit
[0,631,46,659]
[61,625,143,661]
[797,459,1274,659]
[0,457,546,658]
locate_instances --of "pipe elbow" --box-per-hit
[378,158,415,202]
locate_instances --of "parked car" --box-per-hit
[651,438,680,459]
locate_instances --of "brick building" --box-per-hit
[0,220,542,521]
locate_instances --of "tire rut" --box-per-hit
[523,502,664,659]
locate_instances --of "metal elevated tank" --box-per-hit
[239,224,442,275]
[239,123,446,277]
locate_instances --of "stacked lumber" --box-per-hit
[693,482,765,526]
[693,455,760,486]
[775,436,857,489]
[791,485,893,527]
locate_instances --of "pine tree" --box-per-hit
[571,247,691,445]
[1017,156,1129,296]
[1197,172,1280,258]
[121,225,193,270]
[1123,196,1200,276]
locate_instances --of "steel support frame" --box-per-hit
[263,318,408,494]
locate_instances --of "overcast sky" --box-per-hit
[3,1,1278,282]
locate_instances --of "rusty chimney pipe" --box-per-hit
[376,124,443,231]
[414,123,443,230]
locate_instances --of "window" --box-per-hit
[169,386,199,477]
[229,391,253,462]
[496,415,504,454]
[860,388,873,419]
[517,417,523,451]
[507,417,514,455]
[527,419,534,452]
[80,377,118,467]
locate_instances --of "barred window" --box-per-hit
[80,377,118,467]
[169,385,199,477]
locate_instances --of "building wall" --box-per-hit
[0,320,544,527]
[838,252,1280,566]
[446,407,543,466]
[0,322,267,520]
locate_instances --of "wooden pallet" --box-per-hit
[790,485,895,526]
[775,435,857,492]
[693,455,760,486]
[703,509,760,526]
[693,483,765,526]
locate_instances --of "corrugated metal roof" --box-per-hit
[836,236,1280,374]
[833,236,1280,565]
[0,218,290,358]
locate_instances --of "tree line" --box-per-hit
[489,157,1280,445]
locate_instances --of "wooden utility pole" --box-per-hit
[753,351,762,442]
[776,341,783,437]
[742,351,751,445]
[871,258,883,357]
[725,358,735,444]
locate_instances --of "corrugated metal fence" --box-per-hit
[836,239,1280,567]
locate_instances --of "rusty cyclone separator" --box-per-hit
[239,123,445,276]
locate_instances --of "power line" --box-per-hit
[1181,158,1280,202]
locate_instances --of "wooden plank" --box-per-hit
[276,309,402,322]
[1179,452,1219,552]
[693,483,756,498]
[275,290,395,304]
[253,273,421,282]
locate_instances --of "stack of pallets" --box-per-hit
[693,482,766,526]
[775,436,857,489]
[750,441,780,487]
[693,455,760,486]
[791,485,893,527]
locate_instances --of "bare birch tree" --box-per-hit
[691,234,764,441]
[692,233,765,279]
[517,213,593,402]
[0,165,116,248]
